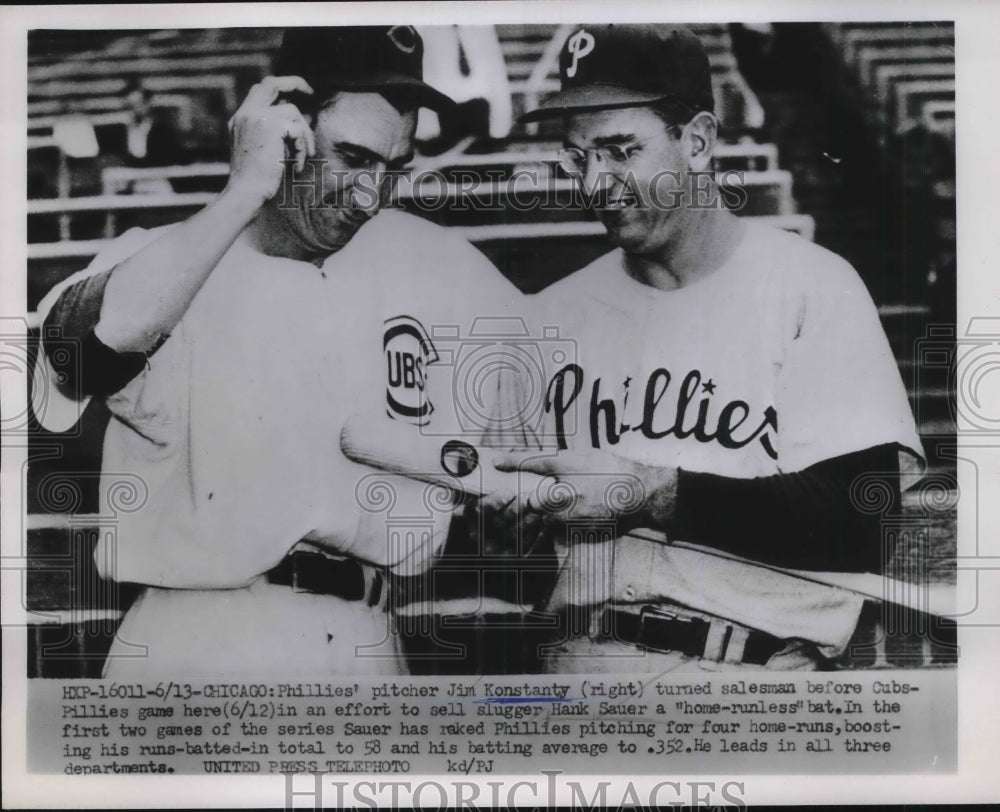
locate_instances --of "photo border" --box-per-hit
[2,0,996,807]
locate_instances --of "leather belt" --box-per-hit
[582,605,787,666]
[267,550,387,610]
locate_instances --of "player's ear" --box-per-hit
[686,111,717,173]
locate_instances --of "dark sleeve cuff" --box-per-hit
[46,328,148,399]
[42,270,152,398]
[673,445,902,573]
[44,269,113,339]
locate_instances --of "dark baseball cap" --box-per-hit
[274,26,455,114]
[520,24,714,122]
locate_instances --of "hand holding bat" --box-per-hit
[339,414,547,500]
[340,414,676,546]
[491,448,677,534]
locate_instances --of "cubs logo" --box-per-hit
[565,29,595,78]
[384,315,439,424]
[387,25,418,55]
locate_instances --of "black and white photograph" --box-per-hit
[2,1,997,807]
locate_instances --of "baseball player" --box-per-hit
[33,26,523,677]
[487,25,925,672]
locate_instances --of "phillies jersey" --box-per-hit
[537,221,923,477]
[532,220,925,658]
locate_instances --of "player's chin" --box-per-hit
[597,215,646,249]
[307,211,366,253]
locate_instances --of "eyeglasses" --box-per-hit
[557,143,640,178]
[556,125,684,178]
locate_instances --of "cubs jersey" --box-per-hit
[36,210,524,590]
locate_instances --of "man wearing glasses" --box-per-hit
[33,27,522,677]
[489,25,924,672]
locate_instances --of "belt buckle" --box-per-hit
[639,604,689,626]
[366,567,387,611]
[289,549,346,594]
[289,550,310,593]
[288,550,352,596]
[286,549,387,609]
[637,605,707,658]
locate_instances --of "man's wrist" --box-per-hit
[621,462,679,533]
[218,181,272,222]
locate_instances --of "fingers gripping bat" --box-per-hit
[340,415,546,500]
[340,416,955,617]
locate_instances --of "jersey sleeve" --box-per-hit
[773,251,925,482]
[32,227,168,432]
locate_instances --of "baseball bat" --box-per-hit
[628,529,954,618]
[340,415,547,499]
[340,418,955,616]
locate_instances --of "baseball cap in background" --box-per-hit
[274,26,455,114]
[520,24,714,122]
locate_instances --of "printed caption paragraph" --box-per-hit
[31,672,955,775]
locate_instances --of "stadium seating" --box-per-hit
[29,27,282,68]
[29,92,194,120]
[856,44,953,90]
[30,51,272,84]
[90,142,781,195]
[894,79,955,135]
[30,74,240,118]
[823,22,955,137]
[827,22,955,65]
[922,99,955,136]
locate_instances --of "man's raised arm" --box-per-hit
[95,76,315,353]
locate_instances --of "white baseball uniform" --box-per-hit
[530,220,925,672]
[35,209,523,677]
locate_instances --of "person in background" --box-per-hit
[121,79,185,170]
[417,25,513,153]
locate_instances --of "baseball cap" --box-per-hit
[520,24,714,122]
[274,26,455,114]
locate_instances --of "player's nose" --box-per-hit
[344,164,389,219]
[580,157,614,198]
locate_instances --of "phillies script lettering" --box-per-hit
[546,364,778,458]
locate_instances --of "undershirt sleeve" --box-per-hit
[673,443,901,573]
[42,268,151,398]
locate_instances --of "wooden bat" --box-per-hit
[629,529,954,618]
[340,415,547,499]
[340,417,955,617]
